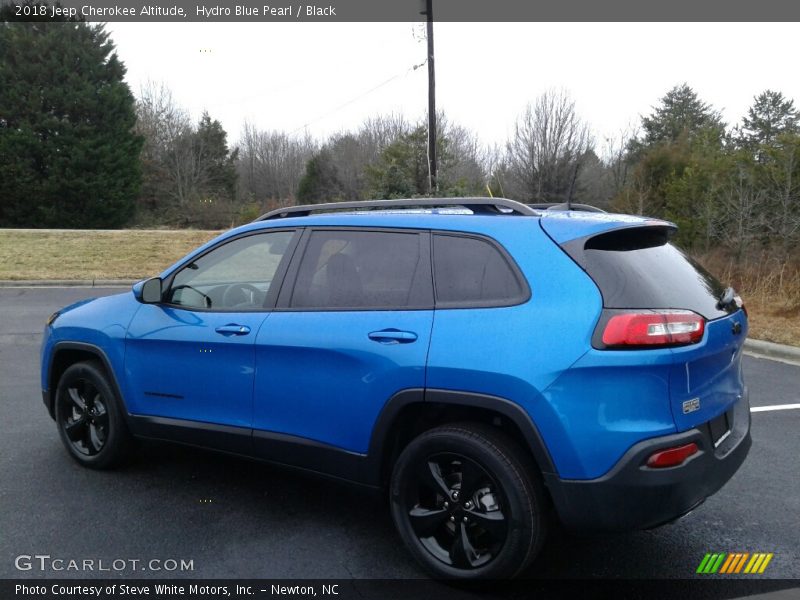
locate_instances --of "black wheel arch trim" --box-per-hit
[366,388,556,484]
[45,341,130,423]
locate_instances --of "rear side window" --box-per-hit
[290,230,431,309]
[433,234,527,307]
[567,227,730,320]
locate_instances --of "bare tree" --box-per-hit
[236,123,317,206]
[294,114,411,203]
[484,144,507,197]
[358,113,410,154]
[602,125,638,198]
[135,81,194,213]
[713,163,765,260]
[764,135,800,260]
[612,163,652,216]
[504,89,594,203]
[136,81,192,156]
[136,83,240,226]
[437,115,489,194]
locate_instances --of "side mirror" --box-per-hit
[138,277,163,304]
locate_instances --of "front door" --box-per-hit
[124,230,298,432]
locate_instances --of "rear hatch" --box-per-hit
[541,213,748,434]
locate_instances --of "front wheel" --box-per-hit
[390,423,548,579]
[54,361,133,469]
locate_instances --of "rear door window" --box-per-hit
[432,233,528,307]
[290,229,432,309]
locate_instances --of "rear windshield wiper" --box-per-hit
[716,287,736,310]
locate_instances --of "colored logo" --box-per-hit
[682,397,701,414]
[696,552,773,574]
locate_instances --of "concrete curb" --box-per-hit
[0,279,136,288]
[743,339,800,365]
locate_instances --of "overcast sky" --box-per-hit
[106,22,800,153]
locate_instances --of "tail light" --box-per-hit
[602,310,705,348]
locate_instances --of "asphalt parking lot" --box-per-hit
[1,287,798,582]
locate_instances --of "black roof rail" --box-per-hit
[528,202,607,213]
[255,197,539,221]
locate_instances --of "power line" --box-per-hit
[187,80,308,111]
[288,61,426,135]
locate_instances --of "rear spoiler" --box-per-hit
[539,213,676,245]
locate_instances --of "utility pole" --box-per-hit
[421,0,437,194]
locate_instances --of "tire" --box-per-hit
[390,423,548,579]
[54,360,133,469]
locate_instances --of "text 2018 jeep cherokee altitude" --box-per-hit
[40,198,751,579]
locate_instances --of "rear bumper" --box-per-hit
[545,389,751,532]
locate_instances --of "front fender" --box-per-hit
[41,291,142,411]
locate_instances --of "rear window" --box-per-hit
[433,233,527,307]
[566,227,731,320]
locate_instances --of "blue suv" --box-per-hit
[40,198,751,579]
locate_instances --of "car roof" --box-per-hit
[159,202,674,278]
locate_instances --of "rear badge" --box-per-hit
[683,397,701,414]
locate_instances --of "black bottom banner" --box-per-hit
[3,579,799,600]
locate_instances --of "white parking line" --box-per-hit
[751,403,800,412]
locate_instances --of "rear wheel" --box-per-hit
[54,361,133,469]
[390,423,547,579]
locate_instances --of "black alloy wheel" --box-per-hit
[61,378,109,456]
[55,361,133,469]
[391,423,547,579]
[408,453,509,569]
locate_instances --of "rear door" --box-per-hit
[557,225,748,432]
[252,228,434,455]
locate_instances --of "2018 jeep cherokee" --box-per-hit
[40,198,751,579]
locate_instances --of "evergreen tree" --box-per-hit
[297,149,345,204]
[0,8,142,227]
[368,125,430,199]
[639,83,723,147]
[367,122,485,199]
[194,112,238,202]
[739,90,799,149]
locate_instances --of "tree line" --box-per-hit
[1,13,798,260]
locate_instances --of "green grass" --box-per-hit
[0,229,220,280]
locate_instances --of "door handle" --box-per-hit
[215,324,251,336]
[368,329,418,344]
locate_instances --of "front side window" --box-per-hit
[290,230,430,309]
[168,231,295,310]
[433,233,526,307]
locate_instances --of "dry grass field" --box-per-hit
[0,229,797,346]
[695,251,800,347]
[0,229,220,281]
